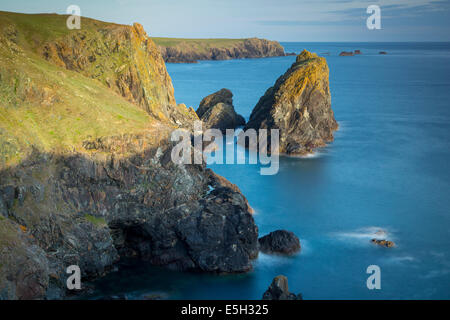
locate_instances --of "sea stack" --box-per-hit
[262,275,303,300]
[245,50,338,155]
[196,88,246,132]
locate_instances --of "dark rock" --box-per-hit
[258,230,300,255]
[371,239,395,248]
[196,89,246,132]
[262,275,302,300]
[354,50,362,54]
[339,51,354,56]
[0,134,259,298]
[245,50,338,155]
[379,51,388,55]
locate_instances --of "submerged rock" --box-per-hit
[196,89,246,132]
[379,51,388,55]
[262,275,302,300]
[339,51,354,56]
[354,50,362,54]
[371,239,395,248]
[258,230,300,255]
[245,50,338,155]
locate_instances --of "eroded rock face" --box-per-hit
[258,230,300,255]
[0,132,259,299]
[196,89,245,132]
[41,22,192,125]
[262,275,302,300]
[245,50,338,155]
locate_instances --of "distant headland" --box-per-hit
[152,37,294,63]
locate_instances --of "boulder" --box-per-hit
[196,89,246,132]
[379,51,388,55]
[354,50,362,54]
[245,50,338,155]
[262,275,302,300]
[258,230,300,255]
[339,51,354,56]
[371,239,395,248]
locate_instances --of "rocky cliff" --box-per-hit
[154,37,287,63]
[245,50,338,155]
[0,12,258,300]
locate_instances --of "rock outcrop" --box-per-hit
[262,275,302,300]
[245,50,338,155]
[196,89,245,132]
[258,230,301,255]
[339,51,354,56]
[371,239,395,248]
[155,38,287,63]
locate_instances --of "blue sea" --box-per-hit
[89,43,450,299]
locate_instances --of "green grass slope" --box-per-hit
[0,12,161,168]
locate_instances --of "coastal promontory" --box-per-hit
[245,50,338,155]
[153,37,288,63]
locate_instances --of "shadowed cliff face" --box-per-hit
[41,22,188,123]
[155,38,287,63]
[0,132,258,300]
[245,50,338,155]
[196,89,246,132]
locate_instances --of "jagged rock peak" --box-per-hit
[245,49,338,155]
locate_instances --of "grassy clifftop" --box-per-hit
[0,11,196,168]
[152,37,287,63]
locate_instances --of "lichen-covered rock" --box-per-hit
[196,89,245,131]
[258,230,300,255]
[245,50,338,155]
[0,131,259,299]
[371,239,395,248]
[262,275,302,300]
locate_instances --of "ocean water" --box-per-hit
[89,43,450,300]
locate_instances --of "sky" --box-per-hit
[1,0,449,41]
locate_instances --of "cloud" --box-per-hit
[253,0,449,26]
